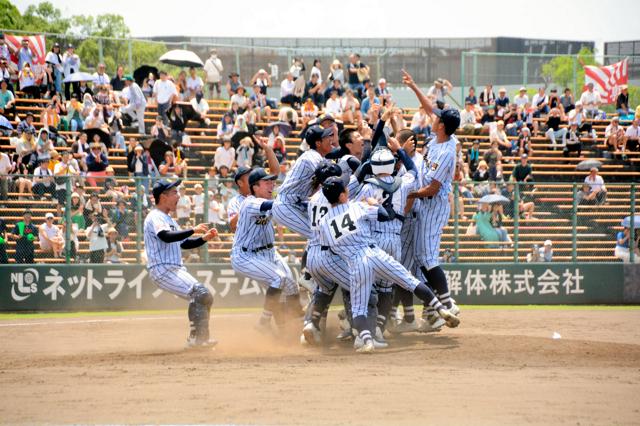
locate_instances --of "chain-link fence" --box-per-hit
[0,176,636,265]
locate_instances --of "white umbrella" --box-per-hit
[63,72,94,83]
[159,50,204,68]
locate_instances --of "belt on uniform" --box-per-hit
[320,245,339,256]
[242,244,273,253]
[374,231,401,236]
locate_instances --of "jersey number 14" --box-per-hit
[329,213,357,239]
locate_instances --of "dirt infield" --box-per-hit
[0,308,639,425]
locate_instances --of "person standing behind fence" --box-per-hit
[204,49,223,99]
[153,71,177,125]
[62,45,80,101]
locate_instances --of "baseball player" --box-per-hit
[226,136,280,233]
[318,176,459,353]
[144,179,219,348]
[231,168,303,331]
[354,136,418,341]
[272,125,336,238]
[402,69,461,331]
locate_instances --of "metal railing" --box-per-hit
[0,176,636,265]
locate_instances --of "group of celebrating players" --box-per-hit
[144,70,462,353]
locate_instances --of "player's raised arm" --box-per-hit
[402,69,433,115]
[253,135,280,177]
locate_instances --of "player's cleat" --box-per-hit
[418,315,444,333]
[393,318,421,334]
[336,328,354,342]
[186,337,218,349]
[449,300,460,316]
[375,327,389,345]
[297,274,316,293]
[302,322,322,346]
[437,308,460,328]
[300,334,309,346]
[353,336,375,354]
[337,310,351,332]
[372,339,389,349]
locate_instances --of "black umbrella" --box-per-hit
[83,127,111,149]
[148,138,172,168]
[133,65,159,86]
[231,131,252,149]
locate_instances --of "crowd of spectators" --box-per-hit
[0,34,636,264]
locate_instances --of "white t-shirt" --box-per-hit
[92,72,110,86]
[88,223,109,252]
[214,146,235,170]
[514,94,529,108]
[585,175,606,193]
[208,199,224,223]
[39,223,60,250]
[579,90,601,108]
[153,79,178,104]
[186,76,203,92]
[325,97,342,116]
[176,195,192,219]
[0,153,12,175]
[281,79,295,97]
[625,125,640,139]
[192,193,205,215]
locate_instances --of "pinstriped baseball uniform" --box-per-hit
[272,149,324,237]
[357,172,417,289]
[306,190,350,293]
[226,193,246,225]
[416,135,457,270]
[400,153,424,276]
[144,208,200,299]
[231,195,298,295]
[318,202,420,319]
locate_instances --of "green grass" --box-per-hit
[0,304,638,320]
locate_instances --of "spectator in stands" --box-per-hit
[341,89,359,125]
[495,87,509,110]
[159,150,187,178]
[605,117,626,155]
[548,88,561,111]
[514,87,529,108]
[15,126,36,171]
[0,34,10,63]
[174,70,188,101]
[32,156,55,199]
[153,71,177,124]
[186,67,204,100]
[473,202,506,246]
[73,80,93,100]
[226,72,242,97]
[214,138,235,170]
[517,126,532,156]
[301,96,319,126]
[304,73,324,107]
[502,181,535,220]
[472,160,491,196]
[190,89,211,127]
[347,54,368,99]
[86,211,109,263]
[328,59,344,85]
[584,167,607,204]
[129,144,150,193]
[360,87,379,116]
[13,210,37,263]
[121,75,147,134]
[236,136,254,169]
[230,86,248,112]
[110,199,129,239]
[16,38,34,71]
[105,227,124,263]
[490,120,511,156]
[289,57,305,80]
[480,105,496,128]
[65,94,84,131]
[563,122,582,158]
[0,80,14,119]
[0,216,7,263]
[545,107,567,148]
[323,79,344,103]
[511,153,533,183]
[69,192,85,230]
[466,140,481,173]
[375,78,390,102]
[251,68,273,97]
[483,140,502,181]
[53,150,79,203]
[427,78,452,107]
[204,49,223,99]
[465,86,477,105]
[191,183,205,224]
[410,106,431,137]
[541,240,553,262]
[62,44,80,100]
[216,113,234,142]
[84,192,102,224]
[39,212,64,258]
[531,86,549,120]
[84,104,106,130]
[92,63,110,87]
[176,185,192,227]
[615,85,630,117]
[579,83,601,119]
[324,90,342,118]
[110,65,125,92]
[568,101,595,139]
[478,84,495,108]
[0,59,13,93]
[149,115,170,143]
[86,141,109,188]
[526,244,542,262]
[18,63,39,99]
[560,88,575,114]
[309,59,322,83]
[615,226,640,263]
[71,132,89,172]
[280,72,298,106]
[625,118,640,152]
[0,149,12,201]
[168,104,187,145]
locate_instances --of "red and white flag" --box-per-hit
[583,58,629,104]
[4,34,47,66]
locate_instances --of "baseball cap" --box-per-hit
[322,176,347,204]
[152,179,182,203]
[519,86,527,92]
[123,75,134,81]
[234,166,252,182]
[248,168,277,187]
[521,153,528,159]
[432,108,461,136]
[306,125,334,149]
[45,212,54,219]
[544,240,552,246]
[314,161,343,185]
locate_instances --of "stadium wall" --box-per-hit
[0,263,636,311]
